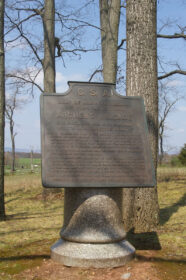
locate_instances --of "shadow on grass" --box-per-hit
[5,212,62,221]
[0,227,61,236]
[159,193,186,226]
[4,208,63,221]
[126,229,161,250]
[135,254,186,264]
[5,196,23,205]
[0,254,50,262]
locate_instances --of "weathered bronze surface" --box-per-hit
[40,82,155,188]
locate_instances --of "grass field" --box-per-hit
[0,167,185,279]
[5,158,41,174]
[17,158,41,167]
[157,166,186,182]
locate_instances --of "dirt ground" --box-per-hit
[11,250,185,280]
[13,259,160,280]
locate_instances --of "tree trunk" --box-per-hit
[42,0,59,197]
[123,0,159,232]
[0,0,5,220]
[10,121,16,172]
[30,149,34,172]
[159,130,164,165]
[99,0,120,83]
[43,0,55,93]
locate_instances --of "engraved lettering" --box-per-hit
[103,90,109,97]
[41,85,154,188]
[78,88,84,96]
[90,89,97,96]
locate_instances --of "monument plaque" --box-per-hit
[41,82,155,188]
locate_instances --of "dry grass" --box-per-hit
[158,180,186,256]
[157,166,186,182]
[157,166,186,257]
[4,172,42,193]
[0,170,185,279]
[0,173,63,278]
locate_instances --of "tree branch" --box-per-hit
[12,7,44,15]
[158,70,186,80]
[157,33,186,39]
[5,35,21,44]
[89,69,102,82]
[61,48,99,54]
[117,39,126,50]
[4,12,39,36]
[55,12,101,31]
[6,73,44,93]
[5,12,43,66]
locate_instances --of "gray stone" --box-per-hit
[51,188,135,268]
[121,273,131,279]
[51,239,135,268]
[60,188,126,243]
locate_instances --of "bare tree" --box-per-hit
[0,0,6,220]
[5,0,100,95]
[157,22,186,80]
[158,81,180,164]
[30,149,34,172]
[5,92,17,172]
[5,86,28,172]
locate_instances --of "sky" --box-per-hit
[4,0,186,154]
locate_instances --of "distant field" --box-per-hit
[5,160,186,177]
[5,157,41,174]
[17,157,41,167]
[157,166,186,182]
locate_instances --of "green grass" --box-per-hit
[17,158,41,166]
[0,168,185,279]
[5,158,41,175]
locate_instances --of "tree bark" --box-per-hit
[30,149,34,172]
[123,0,159,232]
[159,130,164,165]
[43,0,55,93]
[99,0,120,83]
[0,0,5,220]
[42,0,59,197]
[10,120,16,172]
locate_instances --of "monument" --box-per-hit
[40,82,155,267]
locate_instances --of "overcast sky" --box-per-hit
[5,0,186,154]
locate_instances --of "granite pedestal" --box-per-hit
[51,188,135,268]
